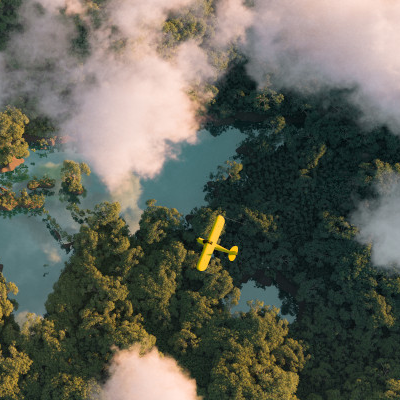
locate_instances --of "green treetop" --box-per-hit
[0,0,22,51]
[60,160,91,195]
[203,88,400,399]
[0,106,29,168]
[5,197,307,399]
[0,274,32,400]
[127,201,307,399]
[21,202,155,399]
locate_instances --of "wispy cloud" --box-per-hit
[41,243,62,263]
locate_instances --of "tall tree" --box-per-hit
[0,274,32,400]
[0,106,29,168]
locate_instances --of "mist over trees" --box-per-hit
[0,0,22,50]
[1,0,400,399]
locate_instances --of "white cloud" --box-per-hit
[110,174,143,233]
[93,346,200,400]
[41,243,62,264]
[237,0,400,131]
[1,0,219,193]
[351,172,400,269]
[67,49,200,189]
[213,0,253,48]
[107,0,193,39]
[14,310,41,329]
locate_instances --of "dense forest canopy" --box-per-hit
[1,0,400,399]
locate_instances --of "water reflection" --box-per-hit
[1,128,288,322]
[0,149,112,315]
[231,280,295,323]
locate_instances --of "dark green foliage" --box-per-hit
[71,15,90,58]
[203,305,306,400]
[127,201,306,399]
[203,88,400,399]
[23,115,57,139]
[19,202,155,399]
[17,200,304,398]
[204,62,285,136]
[0,274,32,400]
[0,0,22,51]
[11,96,59,143]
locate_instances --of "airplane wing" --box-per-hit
[197,215,225,271]
[208,215,225,244]
[196,242,215,271]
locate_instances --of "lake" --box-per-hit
[0,128,292,322]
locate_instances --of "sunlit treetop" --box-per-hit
[0,106,29,168]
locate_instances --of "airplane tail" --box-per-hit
[214,244,238,261]
[228,246,238,261]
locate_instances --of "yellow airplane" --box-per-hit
[196,215,238,271]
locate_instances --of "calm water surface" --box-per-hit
[1,129,290,321]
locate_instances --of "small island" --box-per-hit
[0,106,29,172]
[61,160,91,195]
[0,187,44,211]
[27,175,56,190]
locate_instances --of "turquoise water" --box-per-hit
[231,280,295,323]
[139,129,242,214]
[0,128,288,320]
